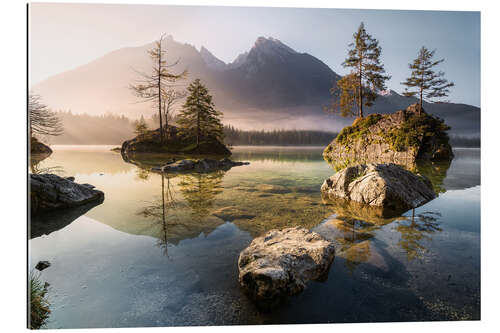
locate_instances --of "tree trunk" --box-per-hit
[419,87,423,115]
[196,109,200,149]
[359,63,364,118]
[158,40,164,144]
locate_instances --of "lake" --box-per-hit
[29,146,480,328]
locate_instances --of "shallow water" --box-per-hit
[29,146,480,327]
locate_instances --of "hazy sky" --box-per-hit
[30,3,480,106]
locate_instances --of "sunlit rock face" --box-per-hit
[323,104,453,171]
[321,163,436,216]
[238,227,335,308]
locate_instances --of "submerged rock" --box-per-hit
[212,206,256,221]
[238,227,335,308]
[153,158,249,173]
[30,173,104,215]
[321,163,436,214]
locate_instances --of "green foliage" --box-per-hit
[402,46,454,109]
[329,22,390,118]
[334,111,450,154]
[223,125,336,146]
[133,115,149,137]
[381,113,450,152]
[177,79,224,147]
[29,272,50,329]
[335,114,383,145]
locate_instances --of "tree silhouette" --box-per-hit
[330,22,390,118]
[130,34,187,143]
[402,46,454,113]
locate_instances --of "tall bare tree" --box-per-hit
[28,93,63,139]
[130,34,187,143]
[161,88,187,140]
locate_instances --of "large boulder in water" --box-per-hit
[30,174,104,215]
[238,227,335,308]
[321,163,436,215]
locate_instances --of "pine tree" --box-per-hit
[402,46,454,114]
[177,79,224,148]
[130,35,187,143]
[133,115,148,137]
[331,22,390,118]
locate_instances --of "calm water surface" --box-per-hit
[29,146,480,327]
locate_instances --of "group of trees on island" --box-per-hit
[330,22,454,118]
[130,34,224,148]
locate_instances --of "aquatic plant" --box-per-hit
[29,271,50,329]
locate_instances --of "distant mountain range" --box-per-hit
[32,35,480,136]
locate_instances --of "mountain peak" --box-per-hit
[199,45,226,71]
[253,36,297,56]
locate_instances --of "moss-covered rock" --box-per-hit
[121,125,231,156]
[323,104,453,170]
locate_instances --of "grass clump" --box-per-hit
[335,114,383,146]
[29,272,50,329]
[381,113,450,152]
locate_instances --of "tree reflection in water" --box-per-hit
[30,153,64,175]
[396,209,443,261]
[178,171,224,222]
[138,173,177,256]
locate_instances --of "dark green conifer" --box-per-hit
[331,22,391,118]
[177,79,224,148]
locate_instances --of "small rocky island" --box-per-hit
[323,104,453,170]
[121,125,231,156]
[238,227,335,308]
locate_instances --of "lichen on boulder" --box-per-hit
[323,104,453,170]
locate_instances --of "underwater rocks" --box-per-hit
[321,163,436,214]
[238,227,335,308]
[152,158,249,173]
[30,173,104,215]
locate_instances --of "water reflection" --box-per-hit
[137,174,177,255]
[30,153,64,175]
[178,171,225,221]
[395,210,443,261]
[30,199,104,239]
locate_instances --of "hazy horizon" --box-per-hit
[30,3,480,107]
